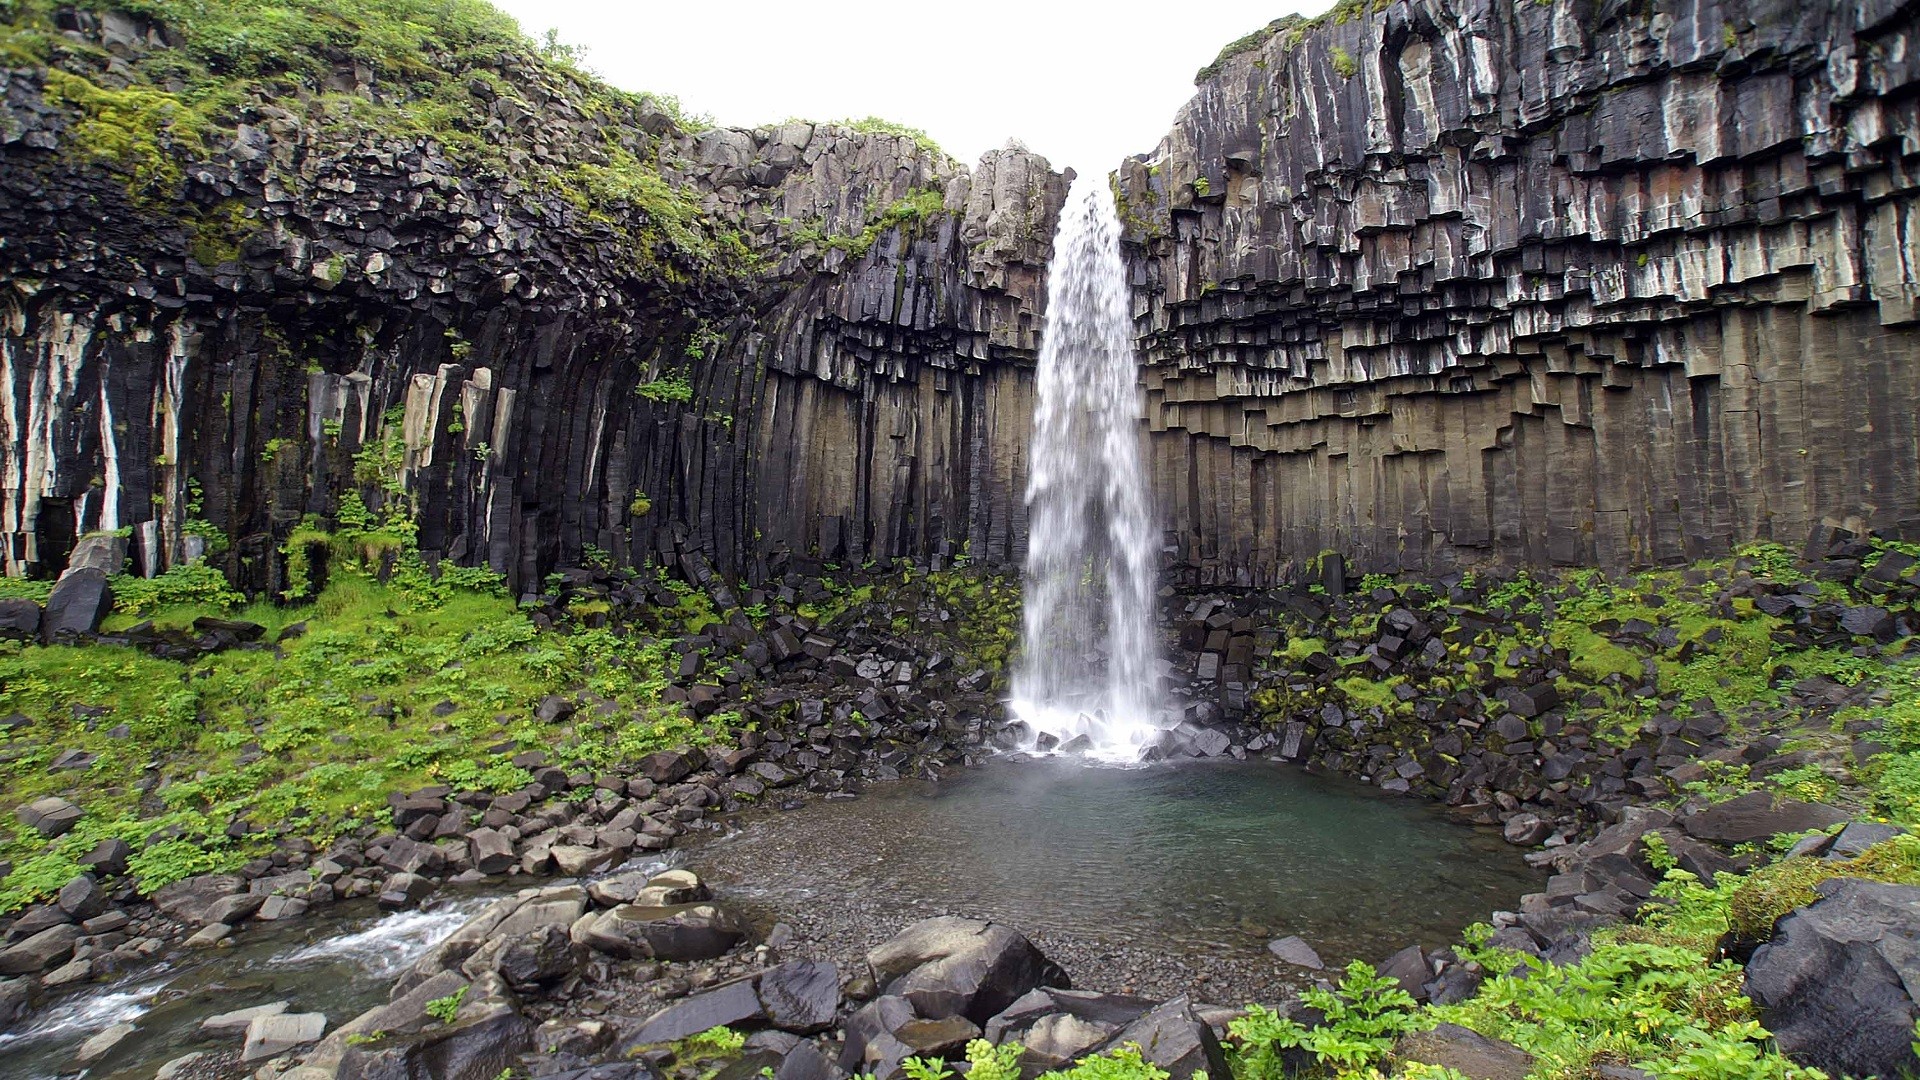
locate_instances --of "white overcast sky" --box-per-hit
[489,0,1329,176]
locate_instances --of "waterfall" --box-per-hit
[1011,178,1166,760]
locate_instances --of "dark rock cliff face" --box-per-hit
[1118,0,1920,585]
[0,26,1063,592]
[7,0,1920,595]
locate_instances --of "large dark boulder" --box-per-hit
[15,796,82,838]
[757,960,840,1033]
[625,980,765,1046]
[41,568,111,641]
[1095,997,1230,1080]
[460,923,581,990]
[0,599,40,640]
[1746,878,1920,1079]
[1680,792,1847,845]
[867,916,1067,1025]
[571,902,747,961]
[0,924,78,975]
[148,873,245,924]
[334,1000,532,1080]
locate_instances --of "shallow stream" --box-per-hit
[0,897,497,1080]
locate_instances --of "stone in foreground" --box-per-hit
[1096,996,1230,1080]
[242,1012,327,1062]
[757,959,840,1033]
[1266,936,1324,970]
[867,916,1066,1025]
[571,902,747,961]
[1746,878,1920,1080]
[1393,1023,1534,1080]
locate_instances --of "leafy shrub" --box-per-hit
[1431,942,1800,1078]
[0,577,54,603]
[1877,752,1920,821]
[1228,961,1428,1075]
[112,561,245,616]
[1734,541,1806,585]
[636,371,695,403]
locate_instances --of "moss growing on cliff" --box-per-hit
[844,115,945,158]
[788,188,948,261]
[6,0,754,277]
[39,68,216,203]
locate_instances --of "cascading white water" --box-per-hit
[1010,178,1166,761]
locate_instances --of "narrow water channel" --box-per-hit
[2,897,497,1080]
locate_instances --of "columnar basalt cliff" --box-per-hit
[0,8,1062,592]
[8,0,1920,595]
[1118,0,1920,586]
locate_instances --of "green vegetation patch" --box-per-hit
[4,0,755,277]
[0,561,726,912]
[787,188,948,261]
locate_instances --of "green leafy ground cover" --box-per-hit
[0,563,718,912]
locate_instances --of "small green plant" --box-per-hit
[1766,764,1838,803]
[636,371,695,403]
[1035,1043,1171,1080]
[900,1059,951,1080]
[963,1041,1024,1080]
[684,324,723,361]
[679,1025,746,1058]
[425,986,467,1024]
[1331,45,1359,78]
[629,491,653,517]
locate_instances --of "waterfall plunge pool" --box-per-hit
[3,764,1541,1078]
[690,757,1545,1003]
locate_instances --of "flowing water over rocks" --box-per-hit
[688,759,1542,1004]
[1012,180,1165,760]
[0,896,493,1080]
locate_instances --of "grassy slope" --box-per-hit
[0,567,712,909]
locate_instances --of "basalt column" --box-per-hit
[1118,0,1920,586]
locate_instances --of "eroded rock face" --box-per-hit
[1117,0,1920,583]
[0,43,1063,591]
